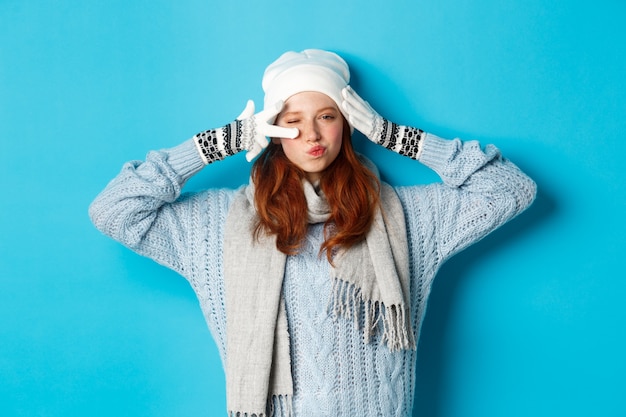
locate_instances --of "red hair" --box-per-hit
[251,119,380,262]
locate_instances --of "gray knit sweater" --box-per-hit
[89,133,536,416]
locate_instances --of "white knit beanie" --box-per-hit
[262,49,351,125]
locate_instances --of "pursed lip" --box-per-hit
[307,145,326,157]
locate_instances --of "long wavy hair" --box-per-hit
[251,118,381,262]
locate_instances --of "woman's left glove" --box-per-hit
[341,86,425,160]
[194,100,298,164]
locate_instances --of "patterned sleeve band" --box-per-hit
[193,120,243,165]
[373,118,425,161]
[193,117,423,165]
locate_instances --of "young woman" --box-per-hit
[89,49,536,417]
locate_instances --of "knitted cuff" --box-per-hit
[166,139,206,180]
[373,118,425,160]
[193,120,244,165]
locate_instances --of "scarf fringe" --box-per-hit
[229,395,293,417]
[331,278,416,351]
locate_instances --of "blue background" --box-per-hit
[1,1,625,416]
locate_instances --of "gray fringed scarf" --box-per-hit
[223,165,415,417]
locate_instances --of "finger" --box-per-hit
[236,100,255,120]
[246,143,262,162]
[245,150,257,162]
[349,95,371,113]
[341,85,356,99]
[254,134,270,149]
[342,86,363,104]
[345,88,373,114]
[342,98,369,118]
[264,125,299,139]
[342,90,367,112]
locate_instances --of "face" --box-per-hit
[274,91,344,183]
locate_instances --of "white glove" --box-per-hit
[237,100,299,161]
[341,86,425,160]
[340,86,383,141]
[194,100,298,164]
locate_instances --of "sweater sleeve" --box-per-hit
[397,133,536,263]
[88,138,207,276]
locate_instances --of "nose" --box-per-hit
[302,120,321,142]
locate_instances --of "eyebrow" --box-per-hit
[281,107,339,117]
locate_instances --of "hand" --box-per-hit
[341,86,425,160]
[237,100,299,162]
[340,86,383,142]
[194,100,298,165]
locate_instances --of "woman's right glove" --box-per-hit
[194,100,298,164]
[341,86,425,160]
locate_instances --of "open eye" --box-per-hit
[320,114,335,120]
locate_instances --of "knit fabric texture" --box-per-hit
[89,133,536,416]
[223,175,414,416]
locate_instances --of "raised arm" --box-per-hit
[88,100,298,274]
[341,87,537,261]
